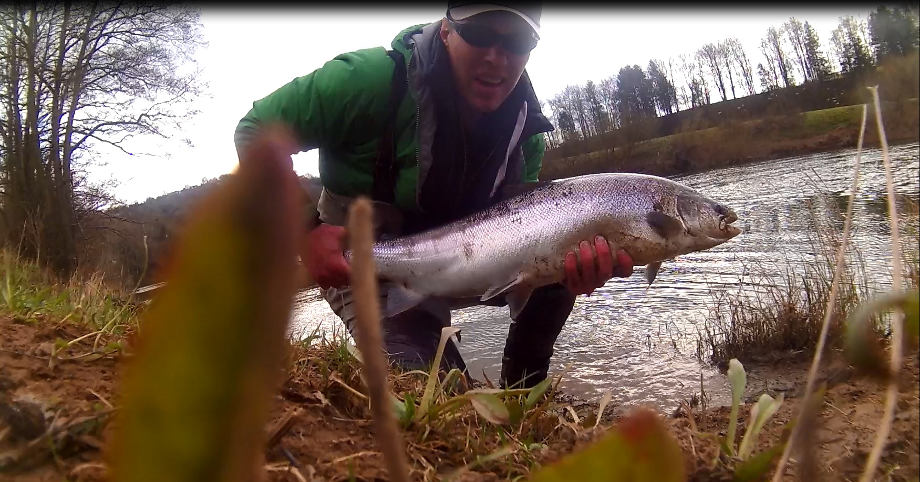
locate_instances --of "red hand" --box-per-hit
[563,236,634,296]
[302,223,351,289]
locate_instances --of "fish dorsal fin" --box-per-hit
[506,287,534,320]
[646,211,684,239]
[384,284,427,318]
[481,273,526,302]
[645,261,662,285]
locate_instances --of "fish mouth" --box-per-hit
[718,209,741,239]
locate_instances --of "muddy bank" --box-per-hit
[1,315,918,481]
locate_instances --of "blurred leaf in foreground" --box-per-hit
[108,126,301,482]
[845,288,919,381]
[527,408,685,482]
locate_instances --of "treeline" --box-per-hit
[0,4,201,278]
[542,7,919,149]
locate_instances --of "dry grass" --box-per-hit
[699,196,918,368]
[0,249,140,338]
[279,328,580,480]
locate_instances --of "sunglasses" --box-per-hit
[447,18,539,55]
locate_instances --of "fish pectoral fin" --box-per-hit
[646,211,684,239]
[384,285,427,318]
[481,273,526,302]
[646,262,662,285]
[506,287,534,320]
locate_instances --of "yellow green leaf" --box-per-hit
[528,408,685,482]
[845,288,919,380]
[468,392,511,425]
[108,127,301,482]
[524,377,553,410]
[726,358,746,455]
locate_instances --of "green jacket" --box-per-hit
[235,22,554,226]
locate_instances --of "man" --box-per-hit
[234,2,634,388]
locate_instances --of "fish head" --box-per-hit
[674,192,741,249]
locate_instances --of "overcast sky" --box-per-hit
[86,6,874,205]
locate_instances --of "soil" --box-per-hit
[1,315,917,481]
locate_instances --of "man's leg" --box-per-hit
[322,285,467,373]
[500,283,575,388]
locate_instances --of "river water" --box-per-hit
[289,142,920,410]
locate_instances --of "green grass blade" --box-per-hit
[726,358,747,455]
[524,377,553,410]
[738,393,784,459]
[415,326,460,421]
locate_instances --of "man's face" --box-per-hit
[439,12,534,113]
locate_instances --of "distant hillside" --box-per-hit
[546,55,919,165]
[80,174,323,289]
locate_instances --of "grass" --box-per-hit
[0,249,139,336]
[281,326,571,480]
[0,247,587,480]
[800,104,863,137]
[699,194,919,368]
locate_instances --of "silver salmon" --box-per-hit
[351,173,741,318]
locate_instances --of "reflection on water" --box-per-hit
[290,143,920,411]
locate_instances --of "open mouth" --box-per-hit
[474,76,504,89]
[718,210,741,238]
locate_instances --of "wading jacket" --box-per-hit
[234,22,554,235]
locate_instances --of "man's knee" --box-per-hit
[382,308,467,373]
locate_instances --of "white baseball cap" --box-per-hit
[447,2,542,37]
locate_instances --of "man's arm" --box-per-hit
[233,47,392,159]
[233,48,395,289]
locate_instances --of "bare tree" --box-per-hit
[696,43,728,101]
[716,40,738,99]
[665,57,681,112]
[761,27,793,87]
[784,17,811,81]
[0,4,203,275]
[583,80,610,135]
[677,53,710,107]
[725,37,756,95]
[597,77,620,129]
[565,85,591,138]
[757,62,779,91]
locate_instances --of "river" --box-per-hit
[289,142,920,410]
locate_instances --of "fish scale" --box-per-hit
[350,173,740,319]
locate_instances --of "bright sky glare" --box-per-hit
[87,6,872,205]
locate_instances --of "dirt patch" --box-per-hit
[671,349,920,481]
[1,315,918,481]
[0,316,120,481]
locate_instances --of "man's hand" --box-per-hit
[301,223,351,289]
[563,236,634,296]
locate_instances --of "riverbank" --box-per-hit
[3,137,919,479]
[540,99,919,180]
[2,309,918,481]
